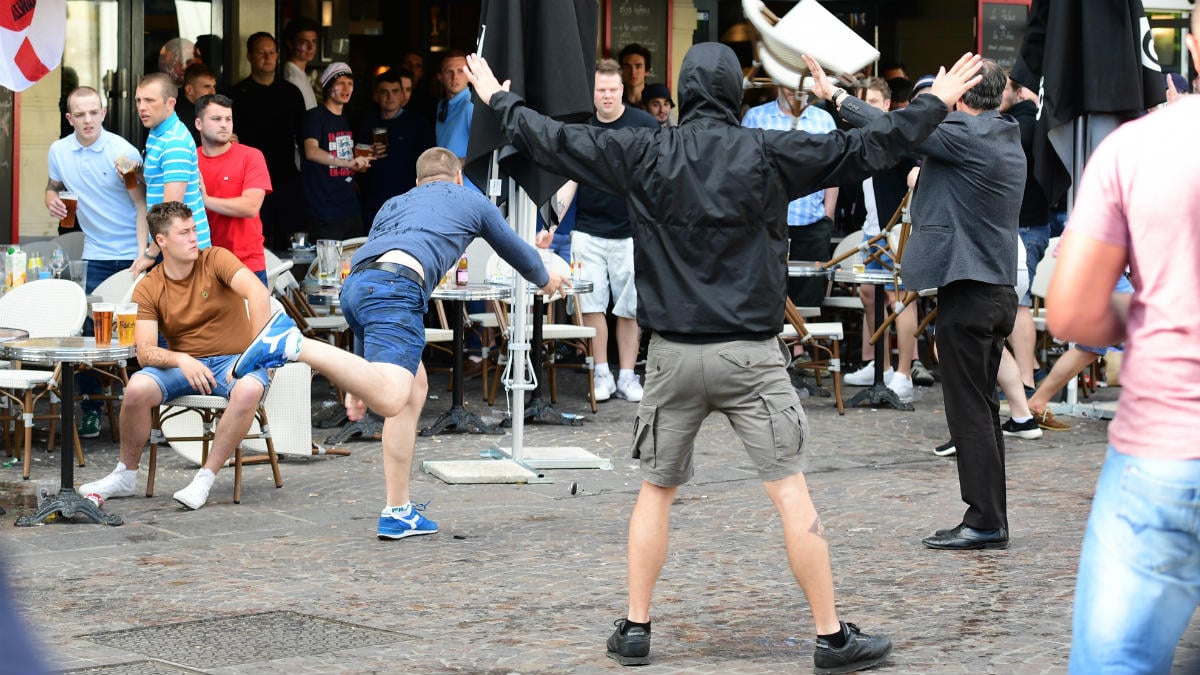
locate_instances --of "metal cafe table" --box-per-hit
[420,283,512,436]
[832,268,914,411]
[6,337,135,526]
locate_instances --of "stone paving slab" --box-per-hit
[2,372,1197,674]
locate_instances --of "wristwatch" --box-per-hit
[831,87,849,106]
[143,246,157,260]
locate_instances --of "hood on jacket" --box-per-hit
[677,43,743,128]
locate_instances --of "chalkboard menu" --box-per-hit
[609,0,669,77]
[979,1,1029,71]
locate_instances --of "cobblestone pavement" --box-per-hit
[3,370,1197,674]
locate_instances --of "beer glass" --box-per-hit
[59,191,78,229]
[92,302,115,344]
[117,303,138,346]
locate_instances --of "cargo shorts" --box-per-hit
[631,333,809,487]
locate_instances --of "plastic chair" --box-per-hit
[0,280,89,478]
[781,298,845,415]
[54,231,85,261]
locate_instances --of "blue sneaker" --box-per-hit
[232,310,300,378]
[377,501,438,540]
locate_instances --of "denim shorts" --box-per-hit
[339,268,427,376]
[136,354,270,402]
[861,232,902,291]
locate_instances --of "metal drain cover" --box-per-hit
[79,611,402,668]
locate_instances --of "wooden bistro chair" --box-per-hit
[781,298,845,415]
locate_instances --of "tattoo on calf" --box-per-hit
[808,517,826,537]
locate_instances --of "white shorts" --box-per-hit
[571,230,637,318]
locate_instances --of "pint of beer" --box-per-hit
[92,302,115,344]
[115,156,140,189]
[117,303,138,346]
[372,127,388,157]
[353,144,372,172]
[59,191,78,229]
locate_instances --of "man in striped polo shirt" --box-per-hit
[136,72,211,258]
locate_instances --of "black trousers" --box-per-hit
[937,280,1017,531]
[787,216,834,307]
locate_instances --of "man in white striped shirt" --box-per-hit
[136,72,211,258]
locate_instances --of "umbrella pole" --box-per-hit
[506,180,538,464]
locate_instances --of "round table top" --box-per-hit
[788,261,832,278]
[833,268,899,285]
[527,278,593,296]
[3,336,136,364]
[0,327,30,342]
[430,283,512,301]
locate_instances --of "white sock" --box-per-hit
[193,468,216,487]
[1012,415,1033,424]
[285,331,302,361]
[595,363,611,377]
[115,461,137,475]
[382,502,412,516]
[618,369,636,383]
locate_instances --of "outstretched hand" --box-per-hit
[802,54,836,101]
[463,53,510,105]
[928,53,983,109]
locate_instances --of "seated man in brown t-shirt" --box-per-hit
[77,200,274,510]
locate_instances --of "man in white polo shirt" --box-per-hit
[46,85,153,439]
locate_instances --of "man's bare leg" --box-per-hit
[201,378,266,473]
[1028,347,1100,414]
[117,374,162,469]
[292,338,413,419]
[763,472,840,635]
[380,364,428,506]
[616,316,640,372]
[1009,306,1037,388]
[890,291,916,379]
[626,481,677,623]
[583,312,610,367]
[998,348,1032,419]
[859,284,876,361]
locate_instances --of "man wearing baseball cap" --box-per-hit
[300,62,372,239]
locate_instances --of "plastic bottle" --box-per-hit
[10,249,26,288]
[455,254,469,286]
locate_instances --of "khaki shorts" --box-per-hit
[631,334,809,487]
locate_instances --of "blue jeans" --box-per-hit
[1017,224,1050,306]
[1069,447,1200,674]
[136,354,270,401]
[340,268,427,376]
[78,259,136,414]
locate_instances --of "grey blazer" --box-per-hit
[839,96,1025,291]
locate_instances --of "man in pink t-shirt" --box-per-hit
[196,94,271,285]
[1049,16,1200,672]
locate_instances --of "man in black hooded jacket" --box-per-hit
[465,45,981,673]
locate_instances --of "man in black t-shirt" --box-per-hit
[559,59,658,403]
[229,32,307,249]
[300,62,371,240]
[356,69,434,226]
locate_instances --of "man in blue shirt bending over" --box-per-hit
[231,147,570,540]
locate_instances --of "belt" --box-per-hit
[355,260,424,287]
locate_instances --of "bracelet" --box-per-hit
[831,88,848,106]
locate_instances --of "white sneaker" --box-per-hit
[887,373,914,402]
[844,361,895,386]
[593,370,616,402]
[173,469,215,510]
[77,463,137,501]
[616,375,644,402]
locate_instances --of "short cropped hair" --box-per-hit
[865,77,891,101]
[596,58,621,78]
[66,86,104,113]
[415,147,461,184]
[183,62,216,87]
[376,69,414,87]
[246,32,276,53]
[138,72,178,101]
[961,59,1006,111]
[195,93,233,119]
[147,201,193,238]
[618,43,652,71]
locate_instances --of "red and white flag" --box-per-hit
[0,0,66,91]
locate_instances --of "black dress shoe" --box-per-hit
[922,524,1009,550]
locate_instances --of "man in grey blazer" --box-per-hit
[816,60,1025,550]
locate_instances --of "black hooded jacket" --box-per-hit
[488,43,950,342]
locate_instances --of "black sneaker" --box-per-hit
[932,439,956,457]
[813,622,892,674]
[911,360,935,386]
[1001,417,1043,440]
[606,618,651,666]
